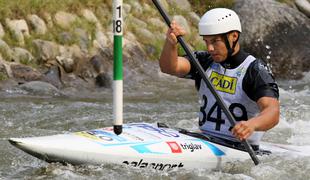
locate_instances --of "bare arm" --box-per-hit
[159,21,191,77]
[232,97,280,141]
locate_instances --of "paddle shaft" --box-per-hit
[152,0,260,165]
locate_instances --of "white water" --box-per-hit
[0,71,310,179]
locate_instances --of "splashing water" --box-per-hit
[0,71,310,179]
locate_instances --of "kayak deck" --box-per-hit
[9,122,310,170]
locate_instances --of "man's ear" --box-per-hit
[231,31,239,41]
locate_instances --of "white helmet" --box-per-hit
[199,8,242,36]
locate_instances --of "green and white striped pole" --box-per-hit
[113,0,123,135]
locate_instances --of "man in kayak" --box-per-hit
[158,8,279,147]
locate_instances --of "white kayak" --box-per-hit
[8,122,310,170]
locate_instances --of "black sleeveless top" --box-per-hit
[183,49,279,101]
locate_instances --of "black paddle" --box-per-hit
[151,0,260,165]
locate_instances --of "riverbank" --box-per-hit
[0,0,309,96]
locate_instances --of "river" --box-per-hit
[0,68,309,180]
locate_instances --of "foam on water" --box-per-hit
[287,120,310,145]
[1,71,310,179]
[278,80,310,146]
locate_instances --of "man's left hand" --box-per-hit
[232,121,255,141]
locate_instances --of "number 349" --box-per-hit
[199,95,248,131]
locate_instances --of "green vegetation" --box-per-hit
[141,0,235,58]
[0,41,13,61]
[0,0,102,56]
[276,0,295,3]
[0,0,237,63]
[188,0,235,16]
[0,0,109,21]
[0,72,8,81]
[2,29,21,48]
[275,0,296,7]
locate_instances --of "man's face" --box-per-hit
[203,34,228,63]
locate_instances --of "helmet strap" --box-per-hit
[223,32,239,58]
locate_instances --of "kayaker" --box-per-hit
[158,8,280,147]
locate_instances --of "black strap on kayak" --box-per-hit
[152,0,260,165]
[158,122,271,156]
[180,129,271,155]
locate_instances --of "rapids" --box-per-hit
[0,70,309,179]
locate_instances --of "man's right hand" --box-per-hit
[166,20,186,45]
[159,20,191,77]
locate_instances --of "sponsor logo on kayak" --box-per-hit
[75,131,113,141]
[180,143,202,152]
[129,123,180,137]
[210,71,237,94]
[134,129,162,140]
[166,141,182,153]
[75,130,127,142]
[102,127,113,131]
[122,131,144,141]
[122,159,184,171]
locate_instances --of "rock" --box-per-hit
[5,18,30,45]
[122,43,158,82]
[10,64,42,81]
[58,32,73,44]
[94,4,111,25]
[90,54,105,74]
[142,2,155,15]
[54,11,78,29]
[125,32,137,42]
[95,72,111,88]
[173,15,191,34]
[61,73,96,91]
[234,0,310,79]
[0,23,4,38]
[27,14,47,35]
[81,9,99,23]
[42,65,63,88]
[105,32,114,47]
[158,0,170,11]
[75,28,90,53]
[94,30,109,48]
[167,0,192,11]
[88,51,112,83]
[11,47,34,64]
[295,0,310,17]
[56,56,74,73]
[134,28,154,44]
[57,45,84,73]
[19,81,60,96]
[0,60,9,80]
[188,12,200,25]
[58,45,72,61]
[130,16,148,29]
[33,39,59,64]
[128,1,143,15]
[75,55,97,80]
[0,59,13,78]
[147,18,167,32]
[41,12,54,28]
[123,3,132,15]
[69,44,84,61]
[0,39,14,61]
